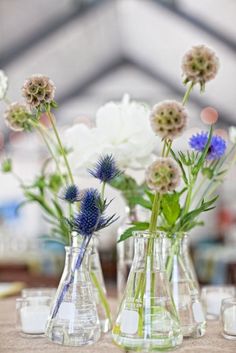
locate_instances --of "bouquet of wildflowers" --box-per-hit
[117,45,236,256]
[0,71,121,324]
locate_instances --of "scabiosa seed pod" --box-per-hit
[150,100,188,140]
[60,185,81,203]
[4,102,33,131]
[22,74,55,109]
[182,45,219,89]
[146,157,181,194]
[88,154,121,182]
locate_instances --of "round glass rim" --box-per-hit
[16,296,52,303]
[221,297,236,305]
[64,245,92,252]
[132,230,188,238]
[201,285,235,292]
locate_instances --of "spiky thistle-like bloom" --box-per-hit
[22,74,55,109]
[72,188,101,236]
[88,154,121,182]
[189,132,226,160]
[4,102,33,131]
[150,100,188,140]
[60,184,81,203]
[182,45,219,89]
[146,157,181,193]
[0,70,8,100]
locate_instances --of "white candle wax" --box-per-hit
[207,292,231,316]
[224,306,236,335]
[20,305,50,334]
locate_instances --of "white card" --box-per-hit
[120,309,139,335]
[58,302,76,321]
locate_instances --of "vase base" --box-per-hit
[182,322,206,338]
[112,333,183,351]
[46,324,101,346]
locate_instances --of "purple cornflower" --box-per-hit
[189,132,226,160]
[88,155,121,182]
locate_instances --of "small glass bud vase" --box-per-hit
[45,245,101,346]
[112,231,183,352]
[163,233,206,338]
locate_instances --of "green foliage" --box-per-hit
[110,173,146,209]
[118,222,149,242]
[161,193,181,226]
[1,158,12,173]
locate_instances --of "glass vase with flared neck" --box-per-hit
[113,231,183,352]
[45,245,100,346]
[72,233,112,333]
[163,233,206,338]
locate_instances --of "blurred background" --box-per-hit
[0,0,236,296]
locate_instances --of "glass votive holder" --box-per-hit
[16,296,51,337]
[221,297,236,340]
[201,285,235,320]
[21,287,56,299]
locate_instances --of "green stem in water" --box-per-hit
[90,270,112,326]
[46,109,74,184]
[182,82,194,106]
[149,192,161,233]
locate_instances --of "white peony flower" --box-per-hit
[229,127,236,144]
[65,94,158,174]
[0,70,8,100]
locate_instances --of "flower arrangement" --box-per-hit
[116,44,235,245]
[0,72,121,330]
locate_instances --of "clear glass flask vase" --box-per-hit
[112,231,183,352]
[45,245,101,346]
[163,233,206,338]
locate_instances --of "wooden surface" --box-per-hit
[0,298,236,353]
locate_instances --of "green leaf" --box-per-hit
[129,196,152,210]
[24,191,56,217]
[161,193,181,226]
[118,222,149,242]
[1,158,12,173]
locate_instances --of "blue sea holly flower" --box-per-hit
[189,132,226,160]
[73,189,101,236]
[60,184,80,203]
[88,155,121,182]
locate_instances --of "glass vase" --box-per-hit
[90,237,112,332]
[163,233,206,338]
[112,231,183,352]
[71,234,111,333]
[117,206,136,299]
[45,245,101,346]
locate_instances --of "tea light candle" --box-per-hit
[201,286,235,320]
[16,296,51,336]
[223,306,236,335]
[207,292,231,316]
[20,304,50,334]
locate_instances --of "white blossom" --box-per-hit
[65,94,158,174]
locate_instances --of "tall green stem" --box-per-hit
[182,82,194,106]
[36,125,64,180]
[46,109,74,184]
[149,192,161,233]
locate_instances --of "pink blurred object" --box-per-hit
[200,107,218,125]
[73,116,94,128]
